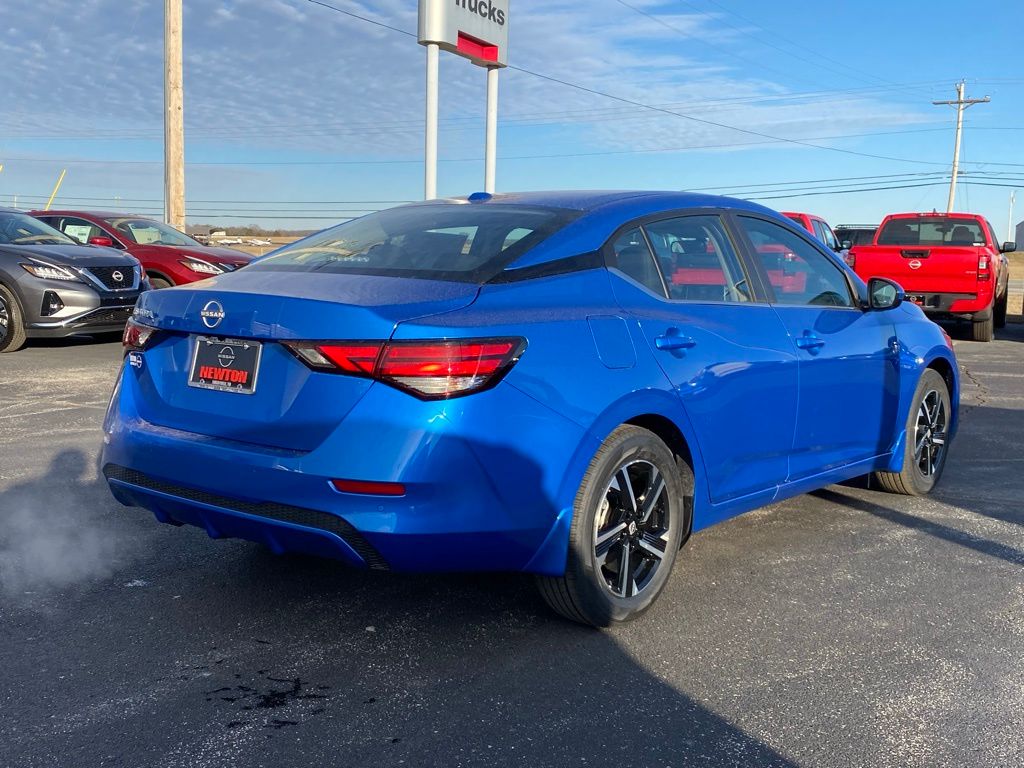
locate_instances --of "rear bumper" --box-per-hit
[100,363,586,575]
[904,291,991,319]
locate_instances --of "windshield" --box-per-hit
[250,204,579,282]
[877,217,987,247]
[105,217,201,247]
[0,212,76,246]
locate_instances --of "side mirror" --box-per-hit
[88,235,114,247]
[1001,241,1017,253]
[867,277,904,311]
[841,240,851,250]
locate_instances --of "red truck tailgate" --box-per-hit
[852,245,982,293]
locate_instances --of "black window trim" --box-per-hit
[728,211,864,311]
[602,207,768,305]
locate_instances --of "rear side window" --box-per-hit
[610,227,665,295]
[877,217,985,246]
[252,205,578,283]
[738,216,854,308]
[643,215,750,303]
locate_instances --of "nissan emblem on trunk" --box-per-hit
[201,300,225,329]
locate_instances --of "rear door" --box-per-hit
[733,214,899,479]
[607,211,798,504]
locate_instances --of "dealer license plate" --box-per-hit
[188,336,262,394]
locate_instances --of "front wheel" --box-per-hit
[0,285,27,353]
[537,425,689,626]
[148,277,173,290]
[874,368,951,496]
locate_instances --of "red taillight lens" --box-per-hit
[978,255,990,280]
[330,479,406,496]
[284,337,526,399]
[123,318,161,353]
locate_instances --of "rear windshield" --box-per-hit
[876,217,987,247]
[250,204,579,282]
[835,228,877,247]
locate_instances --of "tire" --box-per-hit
[537,425,690,626]
[149,277,172,290]
[994,291,1008,329]
[971,314,994,342]
[0,285,27,353]
[874,368,951,496]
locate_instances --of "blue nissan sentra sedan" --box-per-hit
[102,191,958,626]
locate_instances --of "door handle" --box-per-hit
[655,333,697,351]
[795,333,826,351]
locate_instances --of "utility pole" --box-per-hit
[933,80,989,213]
[164,0,185,229]
[1009,191,1016,244]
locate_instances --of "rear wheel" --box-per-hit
[971,314,994,342]
[994,291,1008,329]
[874,368,951,496]
[0,285,27,353]
[537,425,689,626]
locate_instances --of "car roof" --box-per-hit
[426,190,777,215]
[30,210,153,220]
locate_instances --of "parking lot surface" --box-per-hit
[1,326,1022,768]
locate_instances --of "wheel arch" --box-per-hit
[525,390,709,576]
[145,269,174,286]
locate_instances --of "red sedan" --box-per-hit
[31,210,253,289]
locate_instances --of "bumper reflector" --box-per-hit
[330,479,406,496]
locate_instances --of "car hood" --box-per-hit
[0,243,139,266]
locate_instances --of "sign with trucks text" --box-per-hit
[418,0,509,67]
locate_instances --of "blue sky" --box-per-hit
[2,0,1023,233]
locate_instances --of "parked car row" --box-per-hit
[0,208,251,352]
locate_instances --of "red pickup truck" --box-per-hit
[848,212,1013,342]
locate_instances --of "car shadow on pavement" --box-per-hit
[0,446,799,767]
[813,488,1024,566]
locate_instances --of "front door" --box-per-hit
[734,215,899,480]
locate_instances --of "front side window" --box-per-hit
[0,212,75,246]
[56,216,105,244]
[738,217,854,308]
[252,204,577,283]
[643,215,749,303]
[876,217,985,247]
[105,217,201,247]
[610,227,665,295]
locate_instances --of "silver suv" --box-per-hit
[0,208,145,352]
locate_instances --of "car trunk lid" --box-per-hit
[131,270,479,451]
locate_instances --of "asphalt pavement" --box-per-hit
[1,325,1022,768]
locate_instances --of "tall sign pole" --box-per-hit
[164,0,185,229]
[424,43,439,199]
[484,66,499,192]
[418,0,509,199]
[1009,191,1016,244]
[933,80,989,213]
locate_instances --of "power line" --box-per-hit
[301,0,951,168]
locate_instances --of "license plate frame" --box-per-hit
[188,336,263,395]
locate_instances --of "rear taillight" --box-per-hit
[978,255,990,281]
[123,318,162,353]
[284,337,526,399]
